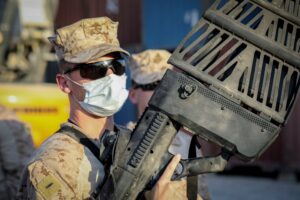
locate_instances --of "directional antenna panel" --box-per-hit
[167,0,300,160]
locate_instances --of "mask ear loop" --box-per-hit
[64,75,84,87]
[63,75,86,104]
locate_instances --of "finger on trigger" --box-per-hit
[161,154,181,181]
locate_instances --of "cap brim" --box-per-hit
[64,44,130,63]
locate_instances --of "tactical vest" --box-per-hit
[58,124,131,200]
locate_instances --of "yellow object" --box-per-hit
[0,83,69,147]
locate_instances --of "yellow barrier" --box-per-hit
[0,83,69,147]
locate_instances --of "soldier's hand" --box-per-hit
[145,154,190,200]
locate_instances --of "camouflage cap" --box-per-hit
[129,49,173,84]
[48,17,129,65]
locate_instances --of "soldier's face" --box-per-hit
[129,88,154,117]
[65,56,115,101]
[56,56,115,104]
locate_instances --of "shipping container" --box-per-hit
[141,0,213,49]
[54,0,213,50]
[54,0,141,46]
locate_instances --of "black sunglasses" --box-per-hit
[64,58,127,80]
[132,80,160,91]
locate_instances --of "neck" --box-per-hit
[69,109,110,140]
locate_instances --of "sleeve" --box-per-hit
[22,160,77,200]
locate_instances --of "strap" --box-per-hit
[57,124,132,200]
[94,125,132,200]
[57,125,100,161]
[187,135,201,200]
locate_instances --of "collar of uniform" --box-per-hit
[60,122,101,147]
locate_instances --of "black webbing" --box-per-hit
[57,125,100,161]
[187,135,201,200]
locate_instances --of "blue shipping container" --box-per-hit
[142,0,203,49]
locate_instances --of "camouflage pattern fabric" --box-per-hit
[129,49,173,85]
[0,106,34,200]
[48,17,129,65]
[17,122,105,200]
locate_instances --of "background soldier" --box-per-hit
[0,105,34,200]
[128,49,211,200]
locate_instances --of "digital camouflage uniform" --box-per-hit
[17,122,105,199]
[129,49,173,85]
[128,50,211,200]
[48,17,129,65]
[18,17,129,199]
[0,106,34,200]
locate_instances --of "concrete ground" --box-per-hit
[205,174,300,200]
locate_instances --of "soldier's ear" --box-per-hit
[56,74,71,94]
[129,88,138,104]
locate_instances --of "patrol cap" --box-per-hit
[48,17,129,71]
[129,49,173,85]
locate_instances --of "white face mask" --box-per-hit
[65,74,128,117]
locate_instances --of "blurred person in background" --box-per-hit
[128,49,211,200]
[17,17,189,199]
[0,105,35,200]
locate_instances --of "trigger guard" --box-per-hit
[172,159,188,180]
